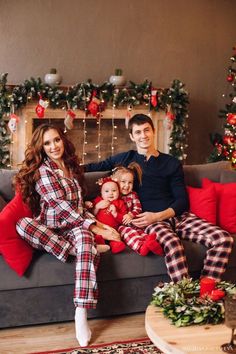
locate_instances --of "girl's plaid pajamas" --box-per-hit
[118,191,150,253]
[16,158,99,309]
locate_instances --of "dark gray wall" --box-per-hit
[0,0,235,163]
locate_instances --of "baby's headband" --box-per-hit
[96,176,119,189]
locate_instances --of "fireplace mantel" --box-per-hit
[11,103,171,167]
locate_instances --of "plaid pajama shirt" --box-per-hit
[118,192,151,253]
[16,158,99,309]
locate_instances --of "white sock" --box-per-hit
[75,307,91,347]
[97,244,110,253]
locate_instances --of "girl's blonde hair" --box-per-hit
[112,162,142,185]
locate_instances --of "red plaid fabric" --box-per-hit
[121,191,142,217]
[145,212,233,282]
[119,192,148,254]
[16,157,99,308]
[35,158,94,230]
[119,224,148,252]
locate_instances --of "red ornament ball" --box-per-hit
[227,113,236,125]
[227,74,234,82]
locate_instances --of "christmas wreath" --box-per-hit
[151,278,236,327]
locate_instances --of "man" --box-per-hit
[86,114,233,282]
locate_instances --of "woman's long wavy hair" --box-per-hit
[14,124,85,216]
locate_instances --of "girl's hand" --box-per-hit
[122,212,133,225]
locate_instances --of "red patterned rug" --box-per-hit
[32,337,163,354]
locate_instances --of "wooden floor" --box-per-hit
[0,313,146,354]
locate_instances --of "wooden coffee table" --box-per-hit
[145,304,231,354]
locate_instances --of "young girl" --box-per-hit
[112,163,163,256]
[86,177,127,254]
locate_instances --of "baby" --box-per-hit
[86,177,127,254]
[112,163,163,256]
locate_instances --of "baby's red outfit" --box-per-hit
[93,196,127,253]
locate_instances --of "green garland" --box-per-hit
[0,73,189,168]
[151,278,236,327]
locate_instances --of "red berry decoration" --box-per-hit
[227,113,236,125]
[227,74,234,82]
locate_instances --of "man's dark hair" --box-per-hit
[128,114,155,134]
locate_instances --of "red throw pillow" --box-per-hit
[187,185,217,224]
[0,193,33,276]
[202,178,236,233]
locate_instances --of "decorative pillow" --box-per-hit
[0,193,33,276]
[187,185,217,224]
[202,178,236,233]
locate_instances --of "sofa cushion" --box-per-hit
[220,169,236,183]
[84,171,110,199]
[187,185,217,224]
[0,169,18,201]
[183,161,230,188]
[202,178,236,233]
[0,193,33,276]
[0,195,7,211]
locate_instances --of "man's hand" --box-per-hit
[131,208,175,228]
[131,212,158,228]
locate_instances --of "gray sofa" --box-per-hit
[0,161,236,329]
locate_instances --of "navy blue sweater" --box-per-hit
[86,150,189,216]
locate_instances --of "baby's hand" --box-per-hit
[84,201,93,209]
[96,200,110,210]
[108,204,117,217]
[122,212,134,225]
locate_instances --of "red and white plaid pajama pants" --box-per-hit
[118,225,148,254]
[145,212,233,282]
[16,218,100,309]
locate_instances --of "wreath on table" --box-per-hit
[151,278,236,327]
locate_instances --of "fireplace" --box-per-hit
[11,104,170,167]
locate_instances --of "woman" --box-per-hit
[15,123,120,347]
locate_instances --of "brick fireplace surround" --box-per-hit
[10,103,172,167]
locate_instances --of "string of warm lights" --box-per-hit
[0,74,189,168]
[82,111,88,165]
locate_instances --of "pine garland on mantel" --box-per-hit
[0,73,189,168]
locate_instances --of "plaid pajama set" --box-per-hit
[118,192,151,254]
[16,158,99,309]
[86,150,234,282]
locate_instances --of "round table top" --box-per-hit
[145,304,231,354]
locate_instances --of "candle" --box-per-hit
[200,277,216,297]
[210,289,225,301]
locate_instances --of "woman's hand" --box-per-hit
[84,201,93,209]
[89,222,121,241]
